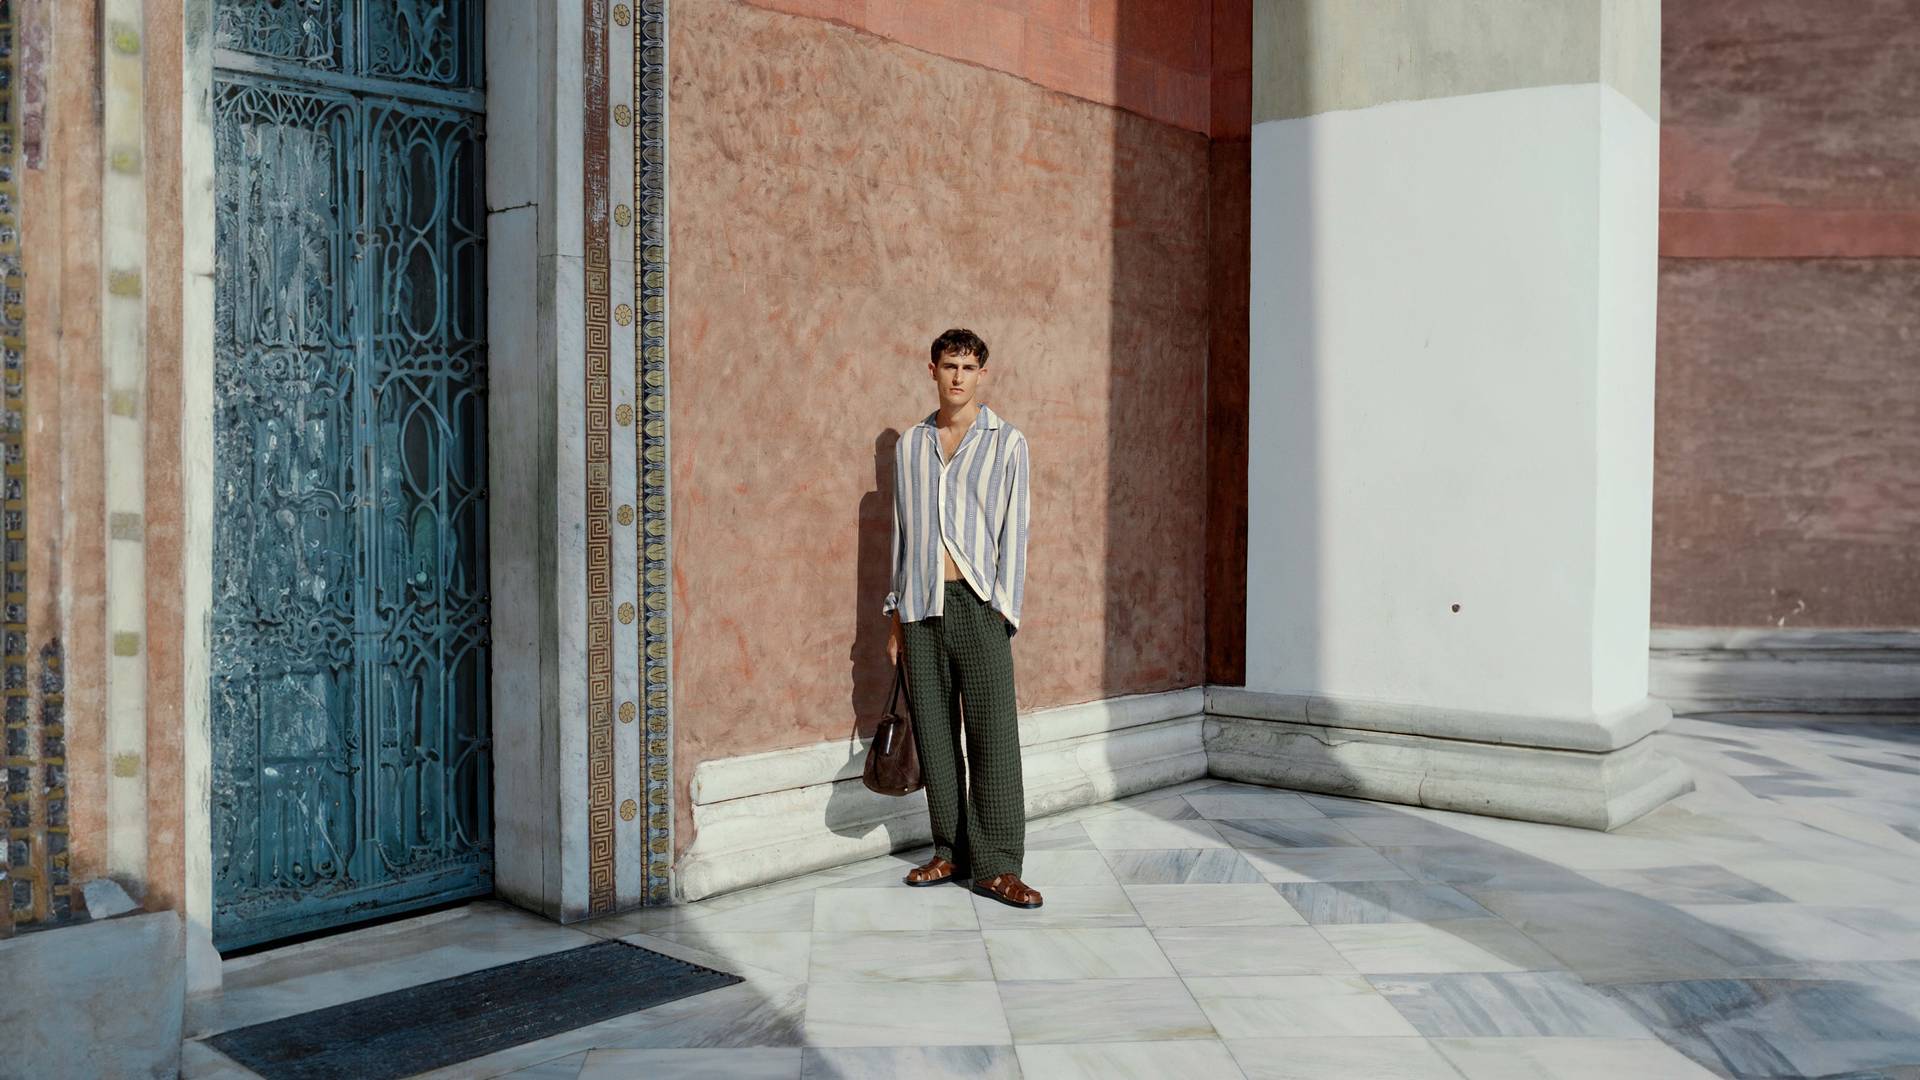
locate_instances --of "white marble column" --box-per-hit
[486,0,594,921]
[1233,0,1689,828]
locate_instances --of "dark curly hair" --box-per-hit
[930,327,989,368]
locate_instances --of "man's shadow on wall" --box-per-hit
[847,428,901,739]
[819,427,935,860]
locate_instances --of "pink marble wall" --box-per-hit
[1654,1,1920,627]
[668,0,1210,853]
[742,0,1214,135]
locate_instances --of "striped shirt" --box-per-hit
[883,404,1031,634]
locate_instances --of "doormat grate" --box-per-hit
[206,940,743,1080]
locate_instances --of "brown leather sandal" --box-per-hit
[903,856,957,887]
[971,872,1043,909]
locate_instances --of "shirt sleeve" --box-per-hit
[992,434,1029,633]
[883,438,906,617]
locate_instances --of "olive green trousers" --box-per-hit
[900,579,1024,881]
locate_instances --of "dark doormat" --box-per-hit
[206,940,743,1080]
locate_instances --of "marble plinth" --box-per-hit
[1651,628,1920,715]
[677,690,1208,901]
[1204,691,1693,831]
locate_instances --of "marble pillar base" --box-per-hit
[677,689,1208,901]
[1204,689,1693,831]
[676,685,1694,900]
[1651,628,1920,715]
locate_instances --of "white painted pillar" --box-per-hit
[1224,0,1689,828]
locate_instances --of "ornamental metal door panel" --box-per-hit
[210,0,488,952]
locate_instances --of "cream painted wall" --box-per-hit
[1246,81,1659,720]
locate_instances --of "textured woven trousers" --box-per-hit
[901,579,1025,881]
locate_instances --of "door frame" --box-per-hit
[179,0,675,991]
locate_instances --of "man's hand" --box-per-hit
[887,611,903,665]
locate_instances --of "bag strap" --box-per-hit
[887,657,908,716]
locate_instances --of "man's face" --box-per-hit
[930,349,985,408]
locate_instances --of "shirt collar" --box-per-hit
[920,404,1002,433]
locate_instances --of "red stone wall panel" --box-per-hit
[1653,259,1920,627]
[1654,2,1920,629]
[1205,138,1248,684]
[1660,0,1920,257]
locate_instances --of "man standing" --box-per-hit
[884,328,1040,909]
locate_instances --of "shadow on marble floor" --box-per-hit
[182,715,1920,1080]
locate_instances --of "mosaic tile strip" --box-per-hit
[634,0,672,903]
[583,0,618,916]
[0,0,65,930]
[605,0,641,908]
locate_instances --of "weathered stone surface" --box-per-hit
[1254,0,1660,123]
[1650,628,1920,715]
[742,0,1218,134]
[669,1,1211,854]
[0,911,184,1079]
[1653,259,1920,628]
[1662,0,1920,218]
[81,877,139,919]
[1204,715,1693,831]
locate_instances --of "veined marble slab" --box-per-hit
[1185,975,1420,1038]
[1102,848,1269,884]
[1228,1037,1468,1080]
[1650,628,1920,715]
[1206,713,1693,832]
[1370,971,1654,1038]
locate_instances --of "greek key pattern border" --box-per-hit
[583,0,617,916]
[634,0,671,904]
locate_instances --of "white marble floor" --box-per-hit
[183,714,1920,1080]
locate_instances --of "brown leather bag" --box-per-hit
[863,659,923,796]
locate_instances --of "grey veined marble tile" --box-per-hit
[1601,976,1920,1080]
[1082,818,1231,851]
[998,977,1216,1044]
[1228,1037,1466,1080]
[1018,849,1121,886]
[1370,845,1590,888]
[981,928,1176,980]
[499,1051,590,1080]
[1024,821,1098,850]
[578,1048,801,1080]
[801,1045,1021,1080]
[1101,847,1269,884]
[1186,975,1420,1039]
[807,931,993,983]
[1275,881,1492,925]
[1368,972,1654,1039]
[804,981,1011,1047]
[1153,925,1357,977]
[1240,846,1412,883]
[1183,791,1327,820]
[1430,1037,1718,1080]
[1124,883,1308,927]
[1212,818,1364,849]
[1580,864,1791,904]
[1017,1039,1247,1080]
[1457,886,1782,982]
